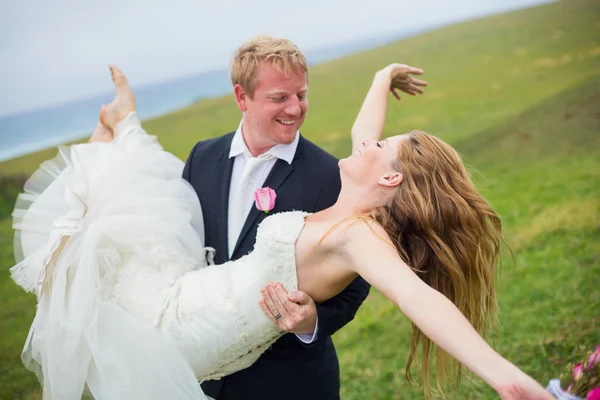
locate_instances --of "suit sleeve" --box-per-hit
[313,170,371,339]
[182,142,200,183]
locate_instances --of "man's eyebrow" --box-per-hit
[267,88,308,96]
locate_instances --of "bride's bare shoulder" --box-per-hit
[312,215,394,251]
[303,213,394,253]
[338,217,400,268]
[344,216,393,245]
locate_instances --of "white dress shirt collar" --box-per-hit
[229,120,299,164]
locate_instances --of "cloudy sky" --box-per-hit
[0,0,551,117]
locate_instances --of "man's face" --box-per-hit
[237,61,308,148]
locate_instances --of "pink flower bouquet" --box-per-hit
[547,345,600,399]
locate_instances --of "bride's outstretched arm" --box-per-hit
[350,64,427,153]
[344,222,552,400]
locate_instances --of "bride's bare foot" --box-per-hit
[88,117,114,143]
[99,65,136,131]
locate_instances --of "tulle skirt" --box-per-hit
[11,114,211,399]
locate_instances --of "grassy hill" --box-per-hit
[1,0,599,398]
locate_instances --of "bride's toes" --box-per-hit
[109,65,130,95]
[109,65,135,106]
[101,65,137,130]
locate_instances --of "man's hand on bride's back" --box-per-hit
[259,282,318,335]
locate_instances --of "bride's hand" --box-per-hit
[495,372,554,400]
[377,63,428,100]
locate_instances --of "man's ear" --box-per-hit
[234,84,248,112]
[378,172,403,187]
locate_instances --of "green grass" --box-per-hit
[1,0,599,398]
[0,216,38,399]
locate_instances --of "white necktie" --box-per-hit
[228,153,273,257]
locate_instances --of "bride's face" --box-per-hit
[339,134,407,189]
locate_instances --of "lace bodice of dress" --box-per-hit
[253,210,309,291]
[153,210,310,381]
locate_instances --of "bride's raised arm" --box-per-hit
[343,221,552,400]
[350,64,427,153]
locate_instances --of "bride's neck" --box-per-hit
[327,187,386,216]
[314,200,372,223]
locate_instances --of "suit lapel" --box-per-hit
[216,138,235,260]
[231,137,305,257]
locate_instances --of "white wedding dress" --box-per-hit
[11,112,307,400]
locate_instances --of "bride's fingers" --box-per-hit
[408,84,424,94]
[392,76,410,85]
[410,77,429,87]
[407,66,423,75]
[391,64,423,76]
[396,84,424,95]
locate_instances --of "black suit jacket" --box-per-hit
[182,132,370,400]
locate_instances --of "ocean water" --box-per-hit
[0,69,232,162]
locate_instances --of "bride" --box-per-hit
[11,64,552,400]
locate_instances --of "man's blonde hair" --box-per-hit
[230,35,308,97]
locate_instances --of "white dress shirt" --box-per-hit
[227,120,318,344]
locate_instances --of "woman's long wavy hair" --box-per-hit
[370,131,505,397]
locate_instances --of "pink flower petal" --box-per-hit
[574,363,583,380]
[254,187,277,212]
[588,346,600,369]
[586,387,600,400]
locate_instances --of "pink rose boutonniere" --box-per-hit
[254,187,277,213]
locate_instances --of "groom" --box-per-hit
[182,35,370,400]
